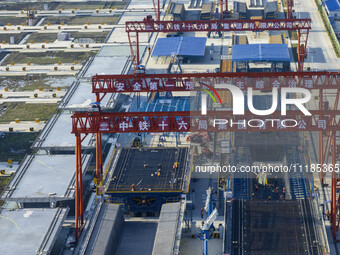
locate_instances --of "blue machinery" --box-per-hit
[198,187,218,255]
[104,148,190,215]
[104,191,183,214]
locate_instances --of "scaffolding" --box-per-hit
[227,200,322,255]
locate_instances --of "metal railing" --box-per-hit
[78,202,103,255]
[107,183,184,192]
[173,199,186,255]
[37,207,69,255]
[311,194,331,255]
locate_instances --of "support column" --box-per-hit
[136,33,140,66]
[297,28,309,72]
[96,93,100,104]
[297,29,302,71]
[75,133,83,240]
[319,90,324,184]
[96,133,103,184]
[203,231,208,255]
[287,0,290,19]
[332,131,337,239]
[220,0,223,20]
[158,0,160,21]
[128,32,138,69]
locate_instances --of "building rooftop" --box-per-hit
[234,1,247,13]
[0,208,68,255]
[97,45,133,57]
[264,1,279,13]
[32,113,94,150]
[59,80,112,109]
[59,45,134,110]
[84,55,130,78]
[169,3,185,15]
[2,154,91,203]
[201,2,214,15]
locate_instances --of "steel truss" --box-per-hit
[92,71,340,102]
[72,110,340,134]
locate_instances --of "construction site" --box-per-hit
[0,0,340,255]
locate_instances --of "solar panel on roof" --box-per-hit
[232,44,290,62]
[152,37,207,57]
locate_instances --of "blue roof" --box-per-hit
[325,0,340,11]
[140,97,191,112]
[232,44,290,62]
[152,37,207,57]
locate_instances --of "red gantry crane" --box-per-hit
[151,0,160,21]
[126,18,311,71]
[70,0,339,241]
[286,0,294,19]
[72,70,340,240]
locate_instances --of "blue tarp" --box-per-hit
[139,97,191,112]
[152,37,207,57]
[325,0,340,11]
[232,44,290,62]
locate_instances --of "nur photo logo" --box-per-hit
[199,84,312,129]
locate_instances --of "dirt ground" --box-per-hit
[0,33,26,44]
[1,51,97,65]
[0,103,57,124]
[26,33,58,43]
[0,132,38,162]
[0,76,73,91]
[53,1,128,10]
[42,15,120,25]
[0,1,128,11]
[0,3,46,11]
[0,16,38,26]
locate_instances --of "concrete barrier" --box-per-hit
[84,204,124,255]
